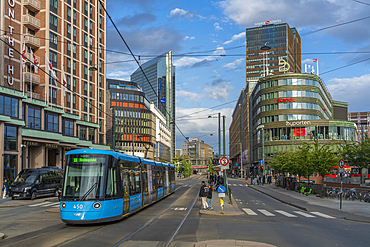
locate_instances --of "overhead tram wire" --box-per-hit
[176,100,237,119]
[0,37,115,124]
[353,0,370,6]
[97,0,189,143]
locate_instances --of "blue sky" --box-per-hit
[106,0,370,155]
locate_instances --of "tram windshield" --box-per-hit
[63,155,108,200]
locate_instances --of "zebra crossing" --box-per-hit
[28,201,60,208]
[242,208,335,219]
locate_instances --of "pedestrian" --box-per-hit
[262,175,265,185]
[2,178,8,199]
[245,175,249,186]
[198,181,209,210]
[256,175,260,185]
[207,184,213,210]
[218,175,224,186]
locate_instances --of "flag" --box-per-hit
[30,48,39,73]
[22,43,26,68]
[313,58,318,63]
[62,71,67,96]
[46,55,58,88]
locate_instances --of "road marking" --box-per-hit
[257,209,275,216]
[52,204,60,208]
[41,202,60,207]
[275,210,297,217]
[233,184,237,186]
[293,211,316,218]
[28,202,53,207]
[242,208,257,215]
[235,199,241,201]
[174,207,187,211]
[310,212,335,219]
[239,184,244,186]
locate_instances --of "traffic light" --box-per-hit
[261,165,264,170]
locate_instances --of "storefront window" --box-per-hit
[4,154,17,182]
[80,126,87,140]
[4,125,17,151]
[63,118,74,136]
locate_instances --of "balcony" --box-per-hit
[24,72,41,85]
[26,91,40,100]
[24,0,40,12]
[23,15,40,31]
[24,35,40,48]
[25,51,40,66]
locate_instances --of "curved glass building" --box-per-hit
[248,73,357,174]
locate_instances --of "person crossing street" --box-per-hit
[198,181,209,210]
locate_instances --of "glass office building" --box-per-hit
[131,51,175,160]
[246,23,301,82]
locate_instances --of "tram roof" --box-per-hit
[66,149,141,163]
[140,158,155,166]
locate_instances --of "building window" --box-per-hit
[72,44,76,53]
[49,87,57,104]
[67,58,71,69]
[50,14,58,26]
[49,51,57,63]
[73,27,76,37]
[84,82,88,95]
[0,95,18,118]
[73,95,76,109]
[73,77,76,91]
[50,0,58,8]
[67,7,71,17]
[46,112,59,133]
[28,106,41,129]
[50,32,57,45]
[4,125,17,151]
[89,128,95,142]
[67,41,71,51]
[80,126,87,140]
[63,118,74,136]
[66,93,71,107]
[73,11,76,21]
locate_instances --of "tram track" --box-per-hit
[112,183,197,246]
[0,177,202,247]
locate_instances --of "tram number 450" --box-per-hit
[73,204,84,209]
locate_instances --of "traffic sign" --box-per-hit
[220,157,229,166]
[218,185,225,193]
[260,160,264,165]
[339,159,345,169]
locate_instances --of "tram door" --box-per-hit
[121,169,130,214]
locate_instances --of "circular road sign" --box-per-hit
[220,157,229,166]
[339,159,345,169]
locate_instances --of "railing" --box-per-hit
[24,0,41,11]
[26,91,40,99]
[23,15,41,30]
[24,72,40,84]
[24,35,40,47]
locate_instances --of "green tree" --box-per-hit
[341,136,370,183]
[208,159,214,174]
[182,158,192,178]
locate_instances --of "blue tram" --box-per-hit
[60,149,175,224]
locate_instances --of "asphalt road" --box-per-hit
[1,175,370,247]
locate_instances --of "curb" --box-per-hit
[0,198,58,208]
[250,186,309,211]
[0,233,4,240]
[199,195,244,216]
[194,239,276,247]
[46,208,60,213]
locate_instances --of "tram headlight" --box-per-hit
[93,202,101,209]
[62,202,66,209]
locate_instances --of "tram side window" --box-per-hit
[106,167,119,198]
[157,168,163,188]
[129,171,141,195]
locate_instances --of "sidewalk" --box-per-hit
[248,183,370,223]
[199,190,244,216]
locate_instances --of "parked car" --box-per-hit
[9,167,64,200]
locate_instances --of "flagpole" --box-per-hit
[317,59,319,76]
[31,69,33,99]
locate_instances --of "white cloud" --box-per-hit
[169,8,195,19]
[224,31,245,44]
[224,58,244,69]
[204,82,233,101]
[214,22,223,31]
[177,90,204,102]
[174,47,226,68]
[184,36,195,40]
[106,70,132,81]
[218,0,370,43]
[175,106,234,152]
[328,74,370,112]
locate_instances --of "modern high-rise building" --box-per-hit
[131,50,175,161]
[106,79,155,159]
[0,0,107,184]
[246,22,301,82]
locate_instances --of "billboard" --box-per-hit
[242,149,248,162]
